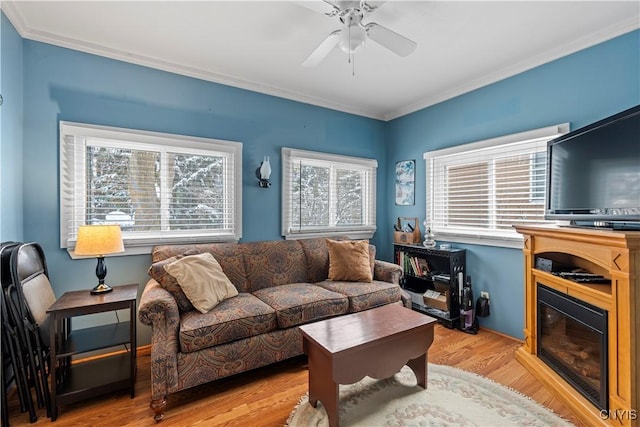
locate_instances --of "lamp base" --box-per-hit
[90,283,113,294]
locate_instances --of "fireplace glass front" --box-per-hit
[537,284,608,410]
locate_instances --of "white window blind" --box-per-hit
[60,122,242,251]
[282,148,377,239]
[424,124,569,246]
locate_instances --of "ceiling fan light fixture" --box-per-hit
[338,23,366,54]
[302,2,417,70]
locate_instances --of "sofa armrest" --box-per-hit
[373,260,411,308]
[138,279,180,329]
[138,279,180,400]
[399,289,412,309]
[374,260,402,284]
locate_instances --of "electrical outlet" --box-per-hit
[481,291,490,299]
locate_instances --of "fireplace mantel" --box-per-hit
[514,225,639,427]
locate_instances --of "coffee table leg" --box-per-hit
[407,352,427,388]
[308,347,339,427]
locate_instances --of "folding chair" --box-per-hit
[1,241,37,423]
[8,242,57,419]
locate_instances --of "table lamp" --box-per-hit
[74,224,125,294]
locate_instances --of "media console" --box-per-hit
[514,225,640,427]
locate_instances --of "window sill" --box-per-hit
[433,231,524,249]
[284,230,375,241]
[67,246,153,259]
[66,237,240,259]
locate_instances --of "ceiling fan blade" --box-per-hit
[302,30,341,67]
[293,1,339,16]
[365,23,416,57]
[322,0,340,9]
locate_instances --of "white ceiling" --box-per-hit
[3,1,639,121]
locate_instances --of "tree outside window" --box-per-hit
[60,122,242,251]
[282,148,376,239]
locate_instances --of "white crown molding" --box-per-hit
[2,1,384,120]
[4,2,638,122]
[385,17,640,121]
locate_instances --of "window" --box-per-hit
[282,148,377,239]
[60,122,242,253]
[424,124,568,247]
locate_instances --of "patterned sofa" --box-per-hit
[138,238,408,421]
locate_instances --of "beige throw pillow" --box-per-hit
[327,239,373,282]
[163,252,238,313]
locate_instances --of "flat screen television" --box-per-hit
[545,105,640,228]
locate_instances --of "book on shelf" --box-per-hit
[397,250,404,271]
[397,250,432,277]
[408,257,418,275]
[398,251,412,275]
[417,258,431,274]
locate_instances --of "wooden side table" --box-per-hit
[47,283,138,421]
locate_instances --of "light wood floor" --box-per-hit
[7,324,582,426]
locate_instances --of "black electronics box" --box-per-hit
[535,257,553,272]
[535,257,572,273]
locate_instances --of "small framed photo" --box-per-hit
[395,160,415,205]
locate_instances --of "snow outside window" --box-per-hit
[282,148,377,240]
[60,122,242,254]
[424,124,568,248]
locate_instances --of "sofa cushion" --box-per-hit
[298,238,331,283]
[242,241,309,292]
[316,280,403,313]
[152,243,249,292]
[179,293,277,353]
[148,252,198,313]
[299,238,376,283]
[252,283,349,328]
[163,252,239,314]
[327,239,373,282]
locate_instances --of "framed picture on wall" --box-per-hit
[395,160,415,205]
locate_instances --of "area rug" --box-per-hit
[286,364,573,426]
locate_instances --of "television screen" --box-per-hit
[546,105,640,224]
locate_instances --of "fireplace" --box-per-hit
[514,225,639,427]
[537,284,608,411]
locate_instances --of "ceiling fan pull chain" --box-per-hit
[348,22,352,64]
[352,54,356,77]
[347,14,355,76]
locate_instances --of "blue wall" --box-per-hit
[384,30,640,338]
[0,14,24,242]
[19,32,387,342]
[3,7,639,343]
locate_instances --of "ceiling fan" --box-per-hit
[302,0,417,68]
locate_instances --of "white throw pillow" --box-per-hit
[163,252,238,313]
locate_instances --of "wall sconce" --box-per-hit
[256,156,271,188]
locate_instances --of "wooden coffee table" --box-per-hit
[299,304,436,427]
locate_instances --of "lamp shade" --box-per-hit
[74,225,125,256]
